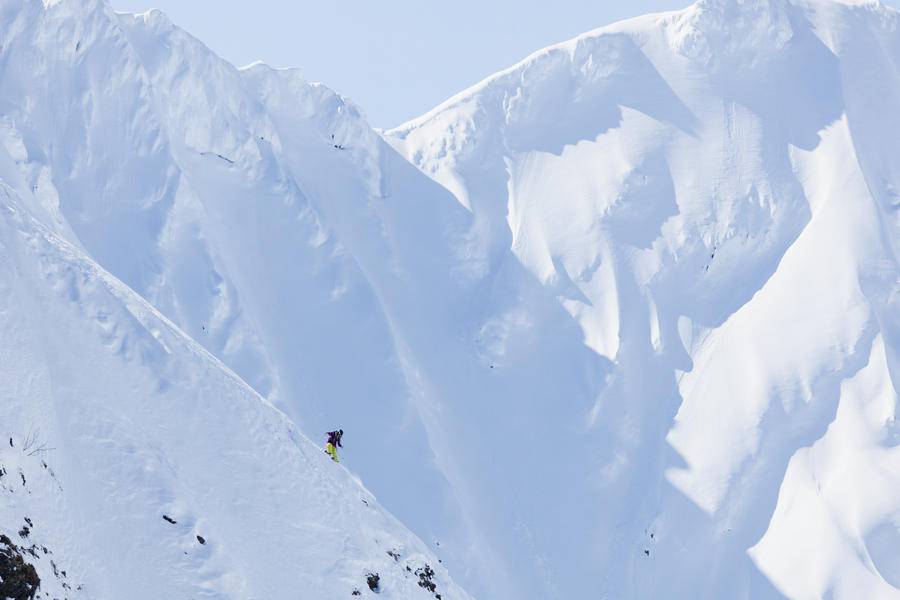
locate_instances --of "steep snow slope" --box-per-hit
[0,0,475,580]
[0,181,471,599]
[387,0,900,598]
[1,0,600,592]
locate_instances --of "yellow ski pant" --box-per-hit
[326,442,339,462]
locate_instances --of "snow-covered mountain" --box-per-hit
[0,0,471,598]
[1,0,898,598]
[386,0,900,598]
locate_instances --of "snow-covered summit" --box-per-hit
[668,0,796,67]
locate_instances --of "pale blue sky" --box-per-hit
[109,0,694,127]
[108,0,899,128]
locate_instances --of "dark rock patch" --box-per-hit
[415,564,441,598]
[365,572,380,592]
[0,534,40,600]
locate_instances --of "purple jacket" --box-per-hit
[326,431,343,448]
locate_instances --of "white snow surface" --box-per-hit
[0,180,471,600]
[0,2,473,598]
[386,0,900,598]
[0,0,899,598]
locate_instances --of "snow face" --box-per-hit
[386,0,900,598]
[2,0,899,599]
[1,0,475,586]
[0,183,470,599]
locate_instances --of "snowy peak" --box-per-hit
[389,0,897,144]
[666,0,796,68]
[385,0,900,598]
[0,1,475,598]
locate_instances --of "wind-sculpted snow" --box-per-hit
[669,0,795,68]
[387,0,900,598]
[1,0,899,598]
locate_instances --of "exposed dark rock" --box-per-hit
[0,534,40,600]
[196,535,206,545]
[162,515,177,525]
[415,564,439,596]
[365,572,380,592]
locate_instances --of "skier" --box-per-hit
[325,429,343,462]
